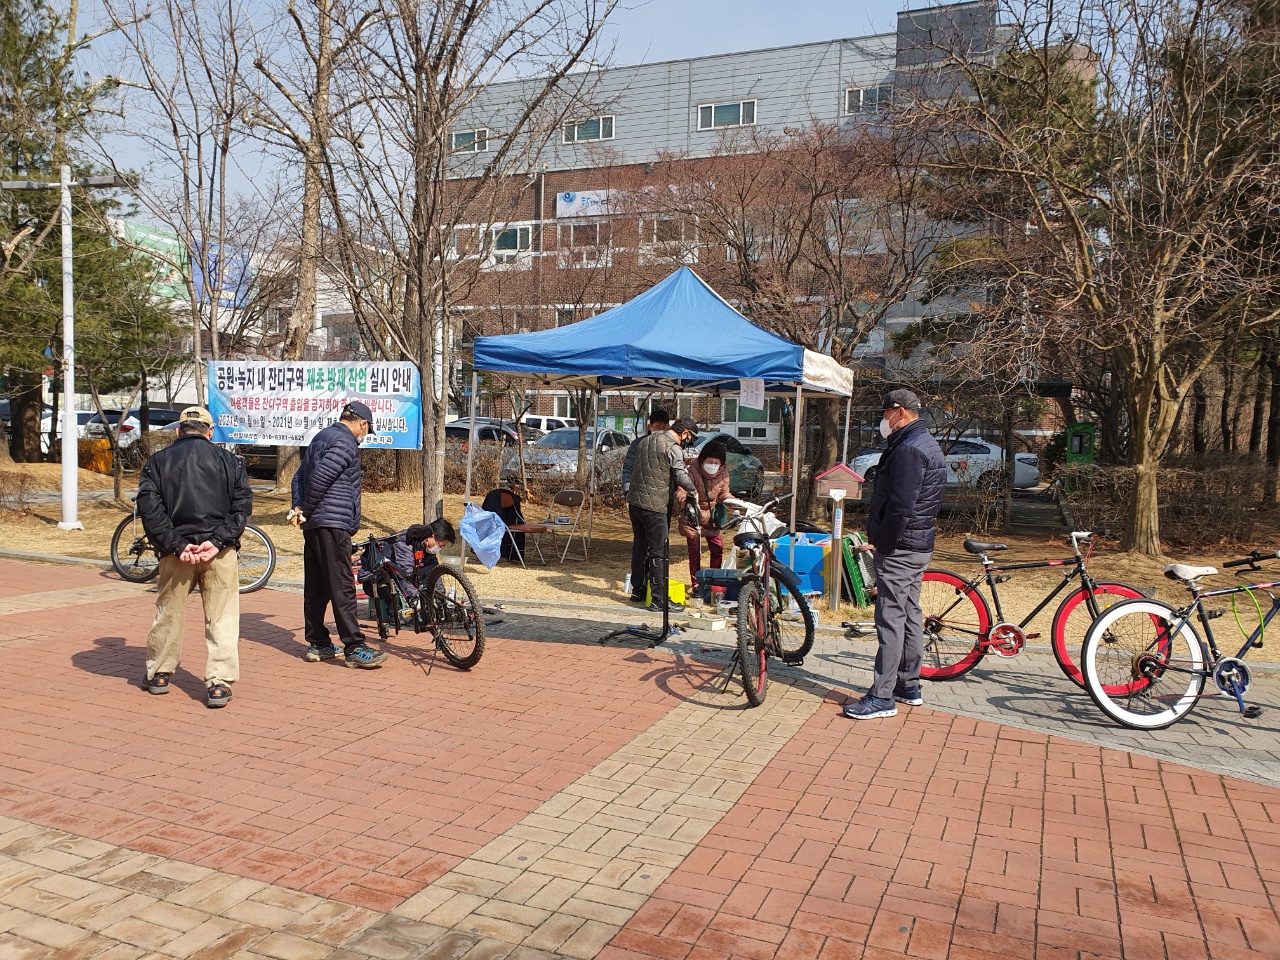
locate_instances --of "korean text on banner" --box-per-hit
[207,361,423,449]
[740,378,765,410]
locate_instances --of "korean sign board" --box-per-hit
[207,361,422,449]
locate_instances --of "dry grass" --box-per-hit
[5,477,1272,635]
[0,462,115,491]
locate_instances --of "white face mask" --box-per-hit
[880,410,903,439]
[703,462,722,475]
[426,544,442,555]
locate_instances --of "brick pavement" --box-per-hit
[0,558,1278,958]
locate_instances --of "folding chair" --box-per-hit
[498,490,546,567]
[544,489,587,562]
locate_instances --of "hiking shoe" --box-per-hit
[649,598,684,613]
[206,683,232,708]
[627,594,647,605]
[842,696,897,720]
[305,642,338,662]
[894,684,923,706]
[148,673,171,695]
[344,645,388,669]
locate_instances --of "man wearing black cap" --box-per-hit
[844,388,946,720]
[291,400,387,668]
[625,416,700,611]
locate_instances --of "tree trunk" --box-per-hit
[1129,460,1162,555]
[1220,358,1235,454]
[0,418,13,464]
[1266,354,1280,503]
[10,372,43,463]
[1192,379,1208,462]
[1248,356,1267,455]
[805,398,840,519]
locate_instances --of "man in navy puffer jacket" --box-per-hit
[291,401,387,668]
[844,388,946,720]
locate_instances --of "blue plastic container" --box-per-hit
[772,534,831,595]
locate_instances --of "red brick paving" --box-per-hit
[0,559,712,911]
[602,701,1280,959]
[3,559,1280,957]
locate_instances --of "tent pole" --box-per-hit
[842,396,852,464]
[460,370,479,565]
[789,383,803,572]
[587,389,599,546]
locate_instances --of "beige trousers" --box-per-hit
[145,549,240,686]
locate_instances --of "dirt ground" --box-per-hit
[5,457,1278,639]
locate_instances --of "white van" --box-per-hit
[521,414,577,433]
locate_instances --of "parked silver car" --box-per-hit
[500,427,630,482]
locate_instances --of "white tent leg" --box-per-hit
[789,383,803,572]
[587,389,599,546]
[460,370,479,565]
[842,396,852,464]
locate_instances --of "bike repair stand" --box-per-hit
[598,533,680,648]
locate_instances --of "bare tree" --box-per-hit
[912,0,1280,553]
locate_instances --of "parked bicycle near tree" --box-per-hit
[907,530,1142,684]
[1080,548,1277,730]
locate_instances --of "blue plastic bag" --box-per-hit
[459,502,505,569]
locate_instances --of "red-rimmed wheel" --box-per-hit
[1051,581,1145,688]
[919,569,992,680]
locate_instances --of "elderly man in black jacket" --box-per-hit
[844,389,947,720]
[291,401,387,668]
[137,406,253,708]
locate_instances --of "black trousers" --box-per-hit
[303,527,368,652]
[628,504,669,601]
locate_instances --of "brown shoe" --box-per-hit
[206,683,232,708]
[148,673,171,695]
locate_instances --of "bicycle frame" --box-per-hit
[1165,581,1280,665]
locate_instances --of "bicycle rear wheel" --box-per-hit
[1051,581,1144,687]
[1081,598,1206,730]
[918,569,991,679]
[737,581,768,706]
[424,565,486,669]
[769,570,815,663]
[111,515,160,583]
[237,524,276,593]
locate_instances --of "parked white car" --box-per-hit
[852,437,1040,490]
[521,414,577,433]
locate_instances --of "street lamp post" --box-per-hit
[1,167,132,530]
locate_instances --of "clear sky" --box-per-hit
[601,0,910,65]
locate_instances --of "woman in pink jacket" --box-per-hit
[675,441,731,589]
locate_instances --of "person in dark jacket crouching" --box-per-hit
[290,401,387,668]
[137,406,252,707]
[843,388,946,720]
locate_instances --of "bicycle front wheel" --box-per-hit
[1051,581,1145,688]
[237,525,276,593]
[769,571,815,663]
[424,565,486,669]
[111,515,160,583]
[1081,598,1206,730]
[737,581,768,706]
[919,569,991,680]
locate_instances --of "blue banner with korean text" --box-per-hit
[207,360,422,449]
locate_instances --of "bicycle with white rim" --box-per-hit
[1080,547,1279,730]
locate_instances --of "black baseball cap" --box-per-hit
[881,388,922,412]
[672,417,699,437]
[344,400,376,432]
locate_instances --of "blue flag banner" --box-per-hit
[207,360,422,449]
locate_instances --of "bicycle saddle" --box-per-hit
[964,538,1008,554]
[734,531,763,548]
[1164,563,1217,581]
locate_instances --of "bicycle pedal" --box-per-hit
[1024,633,1041,640]
[782,656,805,666]
[1243,704,1263,719]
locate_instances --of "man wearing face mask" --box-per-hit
[626,416,701,611]
[843,388,946,720]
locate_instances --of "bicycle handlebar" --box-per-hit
[720,492,793,530]
[1224,549,1280,569]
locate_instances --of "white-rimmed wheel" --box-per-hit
[1081,598,1206,730]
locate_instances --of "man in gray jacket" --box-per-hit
[622,408,670,496]
[291,401,387,669]
[625,417,700,611]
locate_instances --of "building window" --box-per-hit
[640,216,697,265]
[451,128,488,152]
[555,307,575,326]
[563,115,614,143]
[698,100,756,130]
[845,86,891,114]
[484,224,533,267]
[557,221,613,268]
[555,395,572,418]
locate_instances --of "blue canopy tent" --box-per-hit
[464,267,854,557]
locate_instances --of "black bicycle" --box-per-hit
[355,529,485,670]
[724,494,816,707]
[110,500,276,593]
[1081,548,1278,729]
